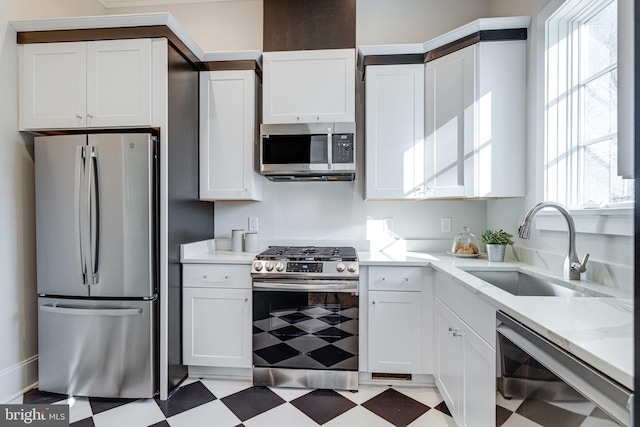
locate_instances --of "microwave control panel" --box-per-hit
[332,134,355,163]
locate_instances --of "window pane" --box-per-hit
[581,138,633,205]
[582,69,617,141]
[580,0,617,79]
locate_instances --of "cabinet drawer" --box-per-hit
[369,266,423,291]
[183,264,251,289]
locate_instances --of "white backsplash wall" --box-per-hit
[213,180,488,252]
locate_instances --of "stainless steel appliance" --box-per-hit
[251,246,359,390]
[35,133,157,398]
[496,311,632,426]
[260,123,356,181]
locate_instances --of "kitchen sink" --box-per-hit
[463,270,609,297]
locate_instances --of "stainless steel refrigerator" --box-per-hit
[35,133,157,398]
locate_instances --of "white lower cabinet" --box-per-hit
[367,266,430,375]
[368,290,422,374]
[183,264,252,368]
[434,273,496,427]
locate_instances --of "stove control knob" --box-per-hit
[265,262,274,271]
[347,263,358,273]
[276,262,285,272]
[253,262,263,271]
[336,262,346,272]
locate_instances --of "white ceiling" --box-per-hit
[98,0,235,8]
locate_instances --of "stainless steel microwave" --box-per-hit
[260,123,356,181]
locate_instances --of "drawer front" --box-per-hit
[368,266,423,291]
[183,264,252,289]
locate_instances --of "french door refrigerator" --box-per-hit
[35,133,157,398]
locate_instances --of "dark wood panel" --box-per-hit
[17,26,200,67]
[165,43,213,395]
[199,60,263,81]
[263,0,356,52]
[424,28,528,63]
[358,53,425,78]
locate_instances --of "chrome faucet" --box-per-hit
[518,202,589,280]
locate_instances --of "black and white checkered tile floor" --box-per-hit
[11,379,456,427]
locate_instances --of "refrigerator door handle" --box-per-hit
[87,145,100,285]
[75,146,87,285]
[41,304,143,317]
[80,146,94,285]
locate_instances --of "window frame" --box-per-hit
[536,0,633,236]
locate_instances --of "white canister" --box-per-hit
[244,232,258,253]
[231,229,244,252]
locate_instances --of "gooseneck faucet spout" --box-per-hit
[518,202,589,280]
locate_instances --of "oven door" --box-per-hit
[252,280,359,388]
[496,312,631,426]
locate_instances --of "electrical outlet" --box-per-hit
[248,217,259,232]
[441,217,452,233]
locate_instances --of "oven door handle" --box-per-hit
[253,281,358,293]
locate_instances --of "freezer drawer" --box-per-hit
[38,297,157,398]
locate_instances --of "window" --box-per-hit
[544,0,633,208]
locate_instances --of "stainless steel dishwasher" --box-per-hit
[496,311,632,426]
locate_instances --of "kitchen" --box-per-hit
[0,0,635,426]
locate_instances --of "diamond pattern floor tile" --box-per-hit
[88,397,138,415]
[361,388,431,427]
[221,386,286,422]
[290,389,357,425]
[23,389,68,404]
[155,380,216,418]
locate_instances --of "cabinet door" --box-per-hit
[425,45,475,198]
[365,64,425,199]
[199,70,261,201]
[368,291,422,374]
[461,322,495,427]
[19,42,87,130]
[263,49,355,124]
[183,287,252,368]
[86,39,152,128]
[435,299,462,422]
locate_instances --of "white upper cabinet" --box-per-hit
[365,64,425,199]
[424,46,475,198]
[86,39,152,128]
[199,70,262,201]
[425,41,526,198]
[19,39,153,130]
[263,49,355,124]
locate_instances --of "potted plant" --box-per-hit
[481,229,514,262]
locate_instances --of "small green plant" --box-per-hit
[481,229,514,245]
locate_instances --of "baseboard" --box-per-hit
[0,355,38,403]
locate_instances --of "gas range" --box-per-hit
[251,246,359,279]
